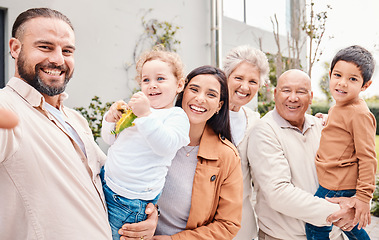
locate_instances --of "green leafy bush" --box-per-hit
[368,103,379,135]
[372,178,379,217]
[257,101,275,117]
[310,103,330,115]
[74,96,113,141]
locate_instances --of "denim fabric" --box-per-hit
[305,185,370,240]
[101,167,160,240]
[100,166,106,186]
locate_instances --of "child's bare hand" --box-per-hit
[352,198,371,229]
[128,92,151,118]
[105,100,128,122]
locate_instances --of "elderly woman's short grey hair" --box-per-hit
[223,45,269,87]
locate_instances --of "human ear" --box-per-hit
[9,38,21,59]
[361,80,372,91]
[309,91,314,105]
[176,78,185,94]
[273,87,278,98]
[217,101,224,113]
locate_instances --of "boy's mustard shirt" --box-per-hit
[315,98,377,203]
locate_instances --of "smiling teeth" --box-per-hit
[337,90,346,93]
[44,69,61,76]
[191,105,206,112]
[236,92,248,97]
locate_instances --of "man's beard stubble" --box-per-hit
[17,49,73,96]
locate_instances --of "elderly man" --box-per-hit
[249,69,353,240]
[0,8,156,240]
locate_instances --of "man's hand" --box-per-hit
[315,112,328,126]
[119,203,158,240]
[326,197,356,231]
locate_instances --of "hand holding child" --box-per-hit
[326,196,371,231]
[119,203,158,240]
[128,92,151,118]
[326,197,356,231]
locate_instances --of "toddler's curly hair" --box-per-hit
[135,46,185,84]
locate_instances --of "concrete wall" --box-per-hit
[222,16,292,110]
[223,17,286,59]
[1,0,212,109]
[1,0,306,112]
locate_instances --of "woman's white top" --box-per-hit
[229,108,247,146]
[230,106,261,240]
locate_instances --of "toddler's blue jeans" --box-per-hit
[100,167,159,240]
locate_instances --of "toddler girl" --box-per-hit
[101,48,190,239]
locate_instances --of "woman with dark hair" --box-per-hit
[176,65,232,141]
[120,65,243,240]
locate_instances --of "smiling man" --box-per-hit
[248,69,354,240]
[0,8,161,240]
[0,8,113,239]
[274,69,312,131]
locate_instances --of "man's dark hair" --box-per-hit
[330,45,375,86]
[12,8,73,39]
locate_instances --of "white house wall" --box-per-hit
[223,17,289,60]
[1,0,212,109]
[1,0,304,110]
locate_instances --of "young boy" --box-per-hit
[306,45,377,240]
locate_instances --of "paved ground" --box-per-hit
[366,215,379,239]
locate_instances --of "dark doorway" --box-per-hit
[0,9,5,88]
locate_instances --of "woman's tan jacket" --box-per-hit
[171,125,243,240]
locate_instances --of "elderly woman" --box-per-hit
[223,45,269,240]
